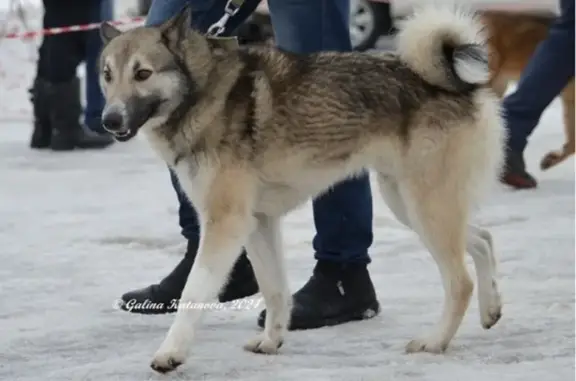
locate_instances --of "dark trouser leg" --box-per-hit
[36,0,85,84]
[119,0,262,314]
[501,0,575,189]
[84,0,113,133]
[255,0,379,330]
[33,0,114,151]
[30,0,83,148]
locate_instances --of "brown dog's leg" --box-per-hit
[489,72,509,98]
[561,79,575,156]
[540,78,575,170]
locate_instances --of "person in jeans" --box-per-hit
[29,0,114,151]
[84,0,115,140]
[501,0,575,189]
[119,0,380,330]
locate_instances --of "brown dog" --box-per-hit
[481,10,575,170]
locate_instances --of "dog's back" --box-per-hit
[239,7,496,161]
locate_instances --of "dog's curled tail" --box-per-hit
[396,6,489,92]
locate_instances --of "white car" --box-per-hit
[391,0,560,18]
[253,0,394,51]
[253,0,560,51]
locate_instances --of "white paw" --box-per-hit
[243,334,283,354]
[150,349,186,374]
[405,337,448,354]
[150,334,189,374]
[480,285,503,329]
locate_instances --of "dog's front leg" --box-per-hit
[243,214,291,354]
[150,175,256,373]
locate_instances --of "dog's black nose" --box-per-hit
[102,112,124,131]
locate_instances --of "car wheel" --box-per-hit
[350,0,392,51]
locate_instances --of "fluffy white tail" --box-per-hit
[395,6,489,91]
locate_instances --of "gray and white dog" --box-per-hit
[98,5,505,373]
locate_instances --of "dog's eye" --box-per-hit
[134,69,153,81]
[103,70,112,83]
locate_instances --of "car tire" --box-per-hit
[350,1,393,51]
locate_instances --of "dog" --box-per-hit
[481,10,575,170]
[98,5,505,373]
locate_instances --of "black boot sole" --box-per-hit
[30,141,51,149]
[257,299,381,330]
[50,142,76,151]
[30,130,51,149]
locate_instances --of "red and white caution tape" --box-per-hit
[2,16,146,40]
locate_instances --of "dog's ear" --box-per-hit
[100,22,122,45]
[159,4,192,44]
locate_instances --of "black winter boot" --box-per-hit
[257,260,380,330]
[46,77,114,151]
[119,241,259,314]
[29,78,53,149]
[500,149,538,189]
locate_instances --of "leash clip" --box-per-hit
[206,0,244,37]
[207,14,230,36]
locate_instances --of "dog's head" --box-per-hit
[98,6,217,142]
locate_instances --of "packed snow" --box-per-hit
[0,2,574,380]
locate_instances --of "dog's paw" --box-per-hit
[243,334,283,355]
[540,151,563,170]
[480,281,503,329]
[481,298,502,329]
[150,350,185,374]
[405,337,448,354]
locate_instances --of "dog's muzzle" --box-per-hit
[102,110,136,142]
[102,95,166,142]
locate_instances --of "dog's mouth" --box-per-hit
[111,127,137,142]
[105,97,167,142]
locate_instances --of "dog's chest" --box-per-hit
[145,134,210,205]
[146,134,181,165]
[253,166,363,216]
[171,159,213,207]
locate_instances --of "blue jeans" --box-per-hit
[503,0,575,153]
[84,0,114,130]
[145,0,260,31]
[147,0,373,264]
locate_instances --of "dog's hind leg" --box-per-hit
[563,79,575,158]
[377,176,502,344]
[376,173,473,353]
[466,225,502,329]
[151,172,257,374]
[540,79,575,170]
[402,183,472,353]
[243,214,291,354]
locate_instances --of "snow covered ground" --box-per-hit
[0,2,574,381]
